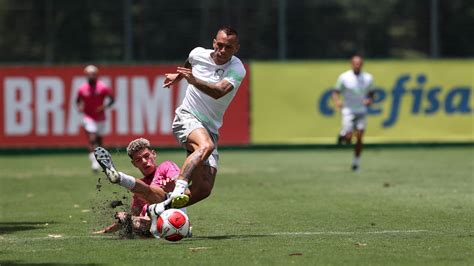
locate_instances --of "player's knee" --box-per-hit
[88,136,99,146]
[199,142,215,158]
[200,183,213,199]
[192,179,213,199]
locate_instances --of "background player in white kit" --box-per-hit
[332,55,374,172]
[146,26,246,218]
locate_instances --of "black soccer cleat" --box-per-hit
[352,164,359,172]
[94,147,120,183]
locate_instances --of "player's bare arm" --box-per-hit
[163,60,192,88]
[96,95,115,112]
[363,91,375,106]
[332,90,343,109]
[177,66,234,99]
[75,97,84,112]
[93,221,120,234]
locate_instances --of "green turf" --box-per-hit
[0,147,473,265]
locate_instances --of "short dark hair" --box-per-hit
[218,26,238,37]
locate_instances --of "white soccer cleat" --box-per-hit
[147,197,171,218]
[147,201,168,238]
[94,147,120,183]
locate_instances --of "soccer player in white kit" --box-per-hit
[332,55,374,172]
[147,26,246,218]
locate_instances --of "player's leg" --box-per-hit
[354,129,364,157]
[95,121,106,148]
[173,128,215,191]
[174,128,218,204]
[352,129,364,171]
[344,131,353,144]
[352,114,367,172]
[341,113,354,145]
[147,128,215,217]
[96,135,103,147]
[83,118,101,172]
[85,131,101,172]
[186,164,217,206]
[86,131,97,151]
[148,108,217,221]
[131,181,167,203]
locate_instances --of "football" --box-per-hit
[156,209,190,241]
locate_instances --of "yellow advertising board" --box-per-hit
[251,60,473,144]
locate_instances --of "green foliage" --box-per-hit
[0,147,473,265]
[0,0,472,63]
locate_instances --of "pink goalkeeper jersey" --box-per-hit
[131,161,181,216]
[77,80,113,121]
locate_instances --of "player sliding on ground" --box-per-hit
[93,138,190,238]
[146,26,246,221]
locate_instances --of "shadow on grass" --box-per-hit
[0,261,100,266]
[100,234,276,242]
[0,221,57,234]
[192,234,275,241]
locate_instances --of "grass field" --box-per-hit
[0,146,473,265]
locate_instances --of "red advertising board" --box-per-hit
[0,65,250,148]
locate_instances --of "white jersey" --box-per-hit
[179,47,246,133]
[335,70,373,114]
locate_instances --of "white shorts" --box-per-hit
[340,109,367,135]
[83,117,106,136]
[172,107,219,169]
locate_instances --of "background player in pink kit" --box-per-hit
[76,65,115,172]
[94,138,188,236]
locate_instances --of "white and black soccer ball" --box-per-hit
[156,209,190,241]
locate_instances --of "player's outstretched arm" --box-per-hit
[163,59,191,88]
[177,66,233,99]
[93,222,120,234]
[163,73,182,88]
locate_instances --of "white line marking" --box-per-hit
[0,235,114,242]
[0,230,428,243]
[271,230,428,236]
